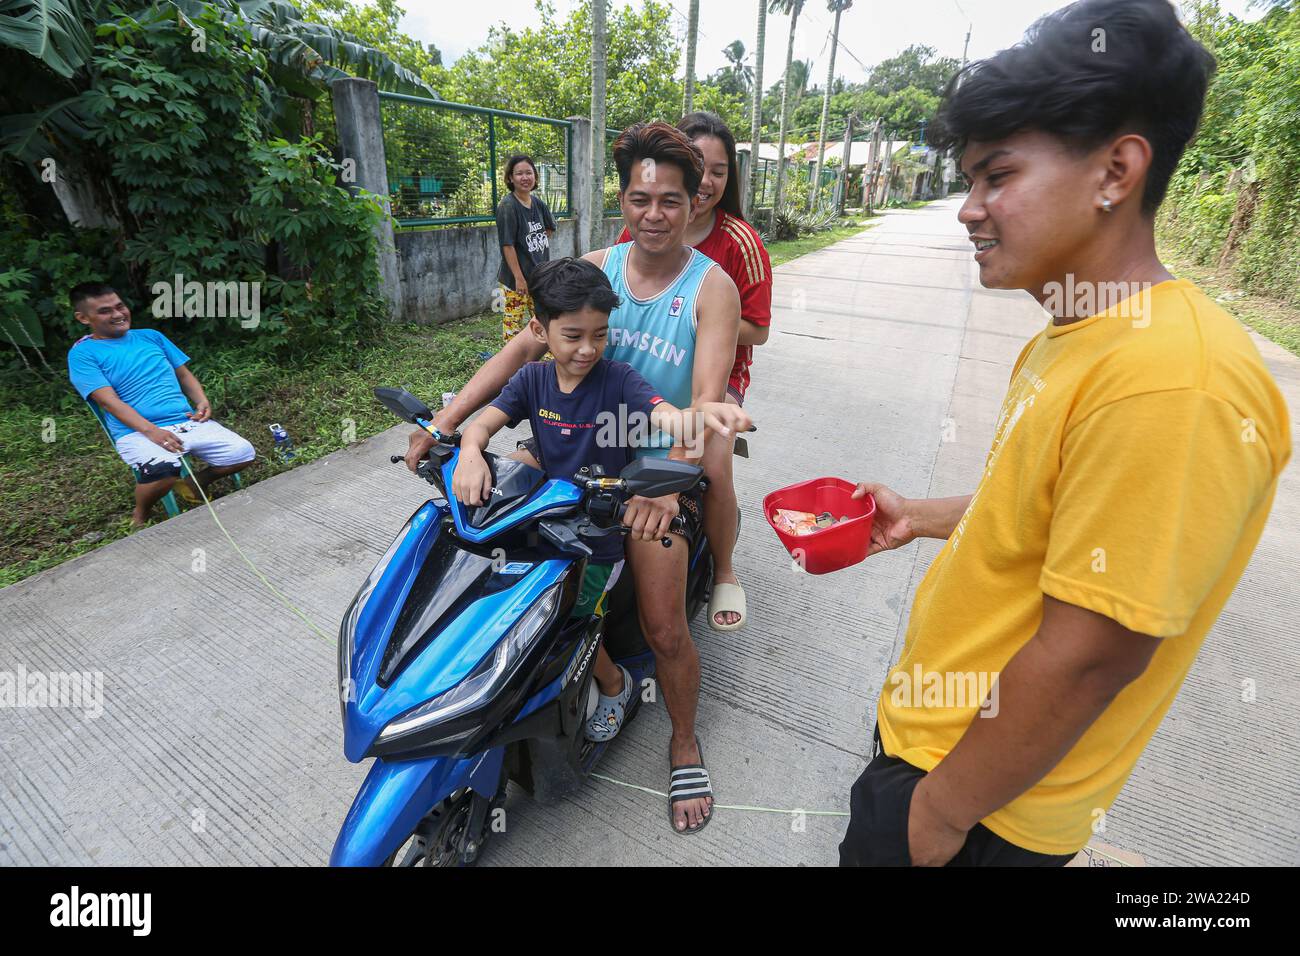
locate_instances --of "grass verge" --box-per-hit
[0,313,501,588]
[1160,246,1300,358]
[766,219,880,268]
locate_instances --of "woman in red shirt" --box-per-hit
[618,111,773,630]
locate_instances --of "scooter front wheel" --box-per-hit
[384,782,504,867]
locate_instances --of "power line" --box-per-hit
[798,4,872,75]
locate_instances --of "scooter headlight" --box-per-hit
[376,581,564,744]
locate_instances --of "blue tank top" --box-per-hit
[601,243,716,457]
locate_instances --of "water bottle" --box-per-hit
[269,423,295,461]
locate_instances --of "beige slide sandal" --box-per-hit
[707,581,747,631]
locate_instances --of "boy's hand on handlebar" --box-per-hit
[452,450,493,506]
[852,482,916,556]
[623,494,679,541]
[405,429,435,473]
[698,401,753,439]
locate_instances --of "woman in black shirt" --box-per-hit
[495,154,557,342]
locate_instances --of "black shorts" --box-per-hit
[517,437,703,551]
[838,726,1076,867]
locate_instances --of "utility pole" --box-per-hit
[590,0,607,250]
[961,24,971,69]
[865,117,881,215]
[879,131,894,208]
[837,113,854,214]
[684,0,699,113]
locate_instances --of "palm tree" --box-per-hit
[810,0,853,212]
[590,0,607,250]
[768,0,805,216]
[683,0,699,113]
[785,57,811,97]
[746,1,767,218]
[722,40,753,92]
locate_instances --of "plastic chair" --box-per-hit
[84,399,243,518]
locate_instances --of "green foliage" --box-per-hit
[765,198,839,242]
[767,205,800,242]
[1,2,388,369]
[865,44,958,98]
[1159,1,1300,307]
[87,3,267,290]
[242,136,387,344]
[436,0,682,130]
[0,179,129,373]
[444,174,493,219]
[0,0,434,173]
[297,0,442,76]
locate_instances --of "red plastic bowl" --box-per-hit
[763,477,876,575]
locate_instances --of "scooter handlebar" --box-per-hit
[613,501,686,544]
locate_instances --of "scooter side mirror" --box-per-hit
[619,458,703,498]
[374,387,435,424]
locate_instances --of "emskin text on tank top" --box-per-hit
[599,242,717,413]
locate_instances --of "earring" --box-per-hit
[1101,198,1114,212]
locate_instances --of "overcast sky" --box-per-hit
[401,0,1266,86]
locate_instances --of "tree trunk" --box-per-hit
[772,6,800,214]
[747,0,767,220]
[810,6,842,213]
[684,0,699,114]
[591,0,608,251]
[1217,178,1260,273]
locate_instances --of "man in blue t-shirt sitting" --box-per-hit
[452,258,751,743]
[66,282,255,526]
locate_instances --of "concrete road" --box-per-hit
[2,197,1296,866]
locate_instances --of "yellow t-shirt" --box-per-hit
[876,278,1291,855]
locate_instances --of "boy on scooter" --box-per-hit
[451,257,751,743]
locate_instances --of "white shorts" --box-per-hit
[114,419,256,470]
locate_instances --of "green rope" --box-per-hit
[175,468,1120,861]
[590,772,849,817]
[179,458,335,645]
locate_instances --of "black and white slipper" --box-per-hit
[668,736,714,836]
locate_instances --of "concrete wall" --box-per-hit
[395,216,626,324]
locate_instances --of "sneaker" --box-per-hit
[584,664,634,742]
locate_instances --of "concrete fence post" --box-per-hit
[567,116,594,255]
[331,78,403,321]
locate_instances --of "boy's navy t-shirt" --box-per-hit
[490,358,664,561]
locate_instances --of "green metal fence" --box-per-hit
[603,128,622,216]
[751,156,778,208]
[747,156,838,211]
[805,165,841,212]
[377,92,573,227]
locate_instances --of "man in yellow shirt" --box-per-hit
[840,0,1291,866]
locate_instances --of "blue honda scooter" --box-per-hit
[330,387,716,866]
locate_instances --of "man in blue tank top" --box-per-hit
[407,122,741,836]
